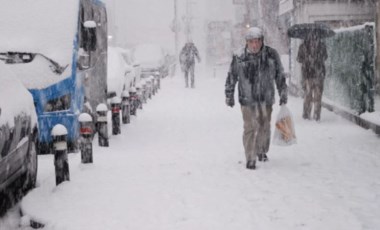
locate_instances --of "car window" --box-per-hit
[0,114,30,158]
[0,124,12,158]
[19,114,31,142]
[9,115,22,154]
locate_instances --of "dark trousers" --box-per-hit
[184,64,195,88]
[302,77,324,121]
[241,104,273,162]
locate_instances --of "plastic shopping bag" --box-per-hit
[273,105,297,146]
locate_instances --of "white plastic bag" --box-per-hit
[273,105,297,146]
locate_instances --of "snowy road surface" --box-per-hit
[3,67,380,230]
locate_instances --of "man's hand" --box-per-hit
[226,98,234,107]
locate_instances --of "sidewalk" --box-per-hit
[322,96,380,135]
[289,81,380,135]
[18,68,380,230]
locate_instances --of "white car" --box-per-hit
[117,47,142,86]
[0,75,38,215]
[133,43,170,79]
[107,46,137,99]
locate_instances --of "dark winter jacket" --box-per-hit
[179,43,200,69]
[225,45,287,106]
[297,39,328,79]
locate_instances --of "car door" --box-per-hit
[0,114,30,190]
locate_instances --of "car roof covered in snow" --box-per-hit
[0,0,79,89]
[0,0,79,65]
[0,75,37,127]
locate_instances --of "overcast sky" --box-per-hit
[105,0,235,53]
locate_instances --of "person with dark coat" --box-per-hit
[297,33,328,121]
[225,27,288,170]
[179,42,201,88]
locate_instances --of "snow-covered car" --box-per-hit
[0,75,38,214]
[117,47,142,86]
[107,46,137,99]
[133,43,170,79]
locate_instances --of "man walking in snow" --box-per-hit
[297,33,328,121]
[225,27,288,170]
[179,42,201,88]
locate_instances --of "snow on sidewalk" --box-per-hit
[20,68,380,230]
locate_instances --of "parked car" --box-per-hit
[0,75,38,215]
[116,47,142,86]
[0,0,108,154]
[107,46,137,99]
[133,43,170,79]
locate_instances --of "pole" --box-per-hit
[96,103,109,147]
[376,1,380,93]
[52,124,70,186]
[111,97,121,135]
[121,91,131,124]
[79,113,93,164]
[174,0,179,59]
[244,0,251,28]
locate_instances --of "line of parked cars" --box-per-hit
[107,43,175,118]
[133,43,175,79]
[0,43,174,216]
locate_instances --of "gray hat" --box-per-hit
[245,27,263,40]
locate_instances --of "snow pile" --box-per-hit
[0,0,78,65]
[0,75,37,127]
[0,0,79,89]
[0,56,71,90]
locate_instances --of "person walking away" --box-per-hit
[225,27,288,170]
[297,33,328,121]
[179,42,201,88]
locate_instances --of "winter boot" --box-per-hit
[258,153,268,162]
[246,160,256,170]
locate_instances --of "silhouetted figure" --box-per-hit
[297,34,328,121]
[179,42,201,88]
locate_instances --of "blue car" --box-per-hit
[0,0,108,154]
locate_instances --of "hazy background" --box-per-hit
[104,0,235,56]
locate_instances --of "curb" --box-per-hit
[322,101,380,135]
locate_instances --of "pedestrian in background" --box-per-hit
[225,27,288,170]
[179,42,201,88]
[297,33,328,121]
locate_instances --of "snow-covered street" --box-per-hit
[3,67,380,230]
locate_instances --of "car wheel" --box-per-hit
[23,136,38,192]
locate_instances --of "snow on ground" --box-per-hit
[3,66,380,230]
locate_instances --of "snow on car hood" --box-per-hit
[0,75,37,127]
[0,0,78,89]
[0,55,72,90]
[0,0,78,65]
